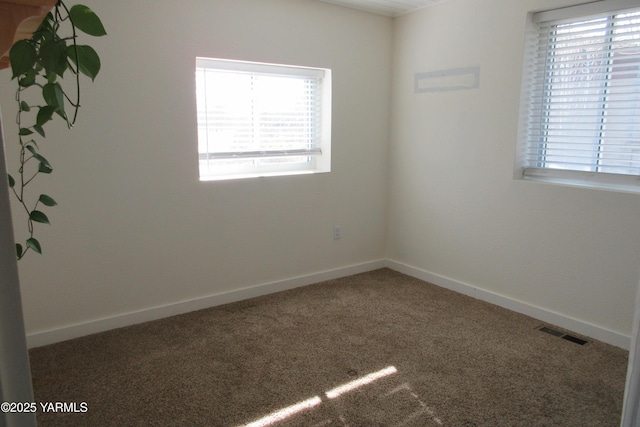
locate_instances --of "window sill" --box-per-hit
[521,168,640,195]
[199,169,329,182]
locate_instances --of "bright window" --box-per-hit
[195,58,331,181]
[518,0,640,191]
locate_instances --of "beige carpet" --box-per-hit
[29,268,628,426]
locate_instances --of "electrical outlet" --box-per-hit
[333,225,341,240]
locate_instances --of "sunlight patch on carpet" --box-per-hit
[242,396,322,427]
[240,366,398,426]
[325,365,398,399]
[239,365,442,427]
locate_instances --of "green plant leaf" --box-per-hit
[36,105,57,127]
[30,210,50,224]
[18,69,36,87]
[8,174,15,188]
[36,155,51,168]
[25,144,38,156]
[69,5,107,37]
[16,243,23,258]
[19,128,33,136]
[46,72,58,84]
[20,101,30,112]
[33,125,45,138]
[9,40,37,79]
[40,39,68,77]
[39,194,57,207]
[26,146,52,169]
[26,238,42,254]
[43,82,65,112]
[38,163,53,174]
[26,145,53,173]
[55,109,69,125]
[67,45,101,81]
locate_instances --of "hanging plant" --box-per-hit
[7,1,106,259]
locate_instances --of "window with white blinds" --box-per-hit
[519,0,640,191]
[195,58,331,181]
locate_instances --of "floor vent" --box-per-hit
[561,334,588,345]
[537,326,588,346]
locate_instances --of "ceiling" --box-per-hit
[316,0,450,17]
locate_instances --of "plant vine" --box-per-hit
[7,1,105,259]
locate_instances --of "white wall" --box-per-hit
[388,0,640,345]
[0,0,392,343]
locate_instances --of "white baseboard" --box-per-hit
[27,258,630,350]
[385,259,631,350]
[27,260,386,348]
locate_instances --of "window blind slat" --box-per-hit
[200,148,322,160]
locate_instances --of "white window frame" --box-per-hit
[195,58,332,181]
[516,0,640,193]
